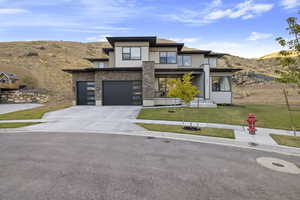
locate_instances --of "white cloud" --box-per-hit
[164,0,273,25]
[170,37,200,43]
[0,8,28,14]
[247,32,273,41]
[86,34,111,42]
[198,41,280,58]
[281,0,300,9]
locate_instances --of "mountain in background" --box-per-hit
[260,50,298,59]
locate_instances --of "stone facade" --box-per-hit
[0,90,48,104]
[142,61,155,106]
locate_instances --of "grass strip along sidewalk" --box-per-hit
[0,122,42,129]
[137,104,300,131]
[270,134,300,148]
[0,104,70,120]
[137,123,235,139]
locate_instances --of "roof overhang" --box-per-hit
[210,68,242,72]
[103,48,114,55]
[178,50,211,55]
[85,58,109,62]
[63,67,143,73]
[106,36,157,46]
[207,53,228,58]
[152,43,184,51]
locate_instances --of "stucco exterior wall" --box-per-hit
[109,51,115,67]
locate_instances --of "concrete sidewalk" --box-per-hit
[0,104,42,114]
[132,119,299,146]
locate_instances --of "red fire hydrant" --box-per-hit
[247,113,257,135]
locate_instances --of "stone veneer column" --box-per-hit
[142,61,155,106]
[94,71,103,106]
[204,64,210,100]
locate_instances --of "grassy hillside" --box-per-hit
[260,50,298,59]
[0,41,111,102]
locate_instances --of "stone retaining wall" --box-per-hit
[0,90,48,104]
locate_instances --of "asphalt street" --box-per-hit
[0,132,299,200]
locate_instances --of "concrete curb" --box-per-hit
[0,129,299,157]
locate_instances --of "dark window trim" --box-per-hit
[211,76,232,92]
[159,51,177,64]
[178,55,192,67]
[122,47,142,61]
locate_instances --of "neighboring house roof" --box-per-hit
[0,72,19,80]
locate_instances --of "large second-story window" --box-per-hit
[159,52,177,64]
[122,47,141,60]
[178,56,191,66]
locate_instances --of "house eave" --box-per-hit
[62,67,143,73]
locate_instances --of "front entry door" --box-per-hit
[76,81,95,105]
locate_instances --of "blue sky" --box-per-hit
[0,0,299,58]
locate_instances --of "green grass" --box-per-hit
[137,123,235,139]
[0,104,70,120]
[137,104,300,130]
[270,134,300,148]
[0,122,42,128]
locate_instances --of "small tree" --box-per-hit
[167,73,199,127]
[276,16,300,90]
[276,14,300,135]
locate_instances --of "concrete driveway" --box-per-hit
[0,104,41,114]
[23,106,145,132]
[0,132,299,200]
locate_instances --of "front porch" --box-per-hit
[154,65,232,107]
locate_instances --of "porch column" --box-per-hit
[142,61,155,106]
[204,64,210,100]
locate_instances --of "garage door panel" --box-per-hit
[103,81,142,105]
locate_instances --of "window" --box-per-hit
[212,76,231,92]
[178,56,191,66]
[156,78,179,97]
[159,52,177,64]
[95,62,106,68]
[204,57,217,67]
[122,47,141,60]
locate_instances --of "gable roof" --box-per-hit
[0,72,19,80]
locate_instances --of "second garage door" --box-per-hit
[103,81,142,105]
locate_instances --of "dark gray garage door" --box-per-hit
[103,81,142,105]
[76,81,96,105]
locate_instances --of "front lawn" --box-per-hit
[137,123,235,139]
[137,104,300,130]
[270,134,300,148]
[0,122,42,129]
[0,104,70,120]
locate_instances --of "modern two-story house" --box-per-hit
[63,36,241,106]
